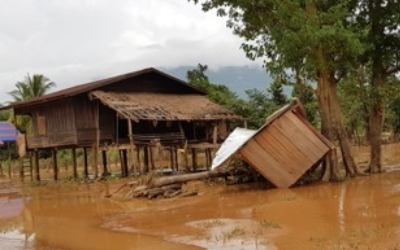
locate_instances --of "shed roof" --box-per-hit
[0,67,204,111]
[90,90,241,121]
[211,98,334,188]
[0,122,18,142]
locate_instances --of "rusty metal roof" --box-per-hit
[90,90,241,121]
[1,67,204,111]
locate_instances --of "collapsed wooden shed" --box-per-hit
[1,68,241,180]
[212,98,334,188]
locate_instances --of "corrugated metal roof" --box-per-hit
[90,91,241,121]
[0,67,204,111]
[0,122,18,141]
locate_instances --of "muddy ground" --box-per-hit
[1,144,400,250]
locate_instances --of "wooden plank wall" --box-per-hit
[28,99,77,148]
[240,111,330,188]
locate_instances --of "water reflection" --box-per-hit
[1,172,400,249]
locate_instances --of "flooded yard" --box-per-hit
[1,170,400,250]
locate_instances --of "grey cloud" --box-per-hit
[0,0,257,103]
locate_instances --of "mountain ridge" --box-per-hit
[163,65,276,98]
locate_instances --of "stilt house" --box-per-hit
[1,68,241,180]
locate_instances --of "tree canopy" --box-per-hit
[9,73,56,102]
[8,73,56,133]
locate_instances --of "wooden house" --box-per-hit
[211,98,334,188]
[1,68,241,180]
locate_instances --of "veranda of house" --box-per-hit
[0,68,242,181]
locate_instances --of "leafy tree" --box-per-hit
[9,73,56,102]
[268,78,287,107]
[350,1,400,173]
[291,80,319,127]
[8,73,56,133]
[187,64,281,129]
[338,68,369,144]
[189,0,364,180]
[244,88,272,128]
[0,109,11,121]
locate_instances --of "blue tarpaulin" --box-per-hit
[0,122,18,142]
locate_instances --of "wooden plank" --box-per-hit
[272,115,323,161]
[267,123,315,167]
[37,116,47,136]
[284,112,329,155]
[254,128,305,178]
[240,139,296,188]
[292,110,335,149]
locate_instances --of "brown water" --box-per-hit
[1,172,400,250]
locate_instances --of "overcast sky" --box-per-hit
[0,0,261,103]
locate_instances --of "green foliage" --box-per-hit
[189,0,400,142]
[291,81,319,126]
[190,0,364,84]
[9,73,56,102]
[8,73,55,133]
[338,71,369,139]
[0,110,11,121]
[187,64,295,129]
[268,78,287,107]
[187,63,252,124]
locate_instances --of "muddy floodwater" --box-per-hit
[1,172,400,250]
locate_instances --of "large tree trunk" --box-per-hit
[367,0,385,173]
[317,73,359,181]
[317,74,341,181]
[368,71,384,173]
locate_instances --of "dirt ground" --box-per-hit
[0,143,400,250]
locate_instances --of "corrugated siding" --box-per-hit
[240,111,330,188]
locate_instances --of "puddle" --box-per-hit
[1,171,400,249]
[171,218,280,250]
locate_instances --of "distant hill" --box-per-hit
[163,65,290,98]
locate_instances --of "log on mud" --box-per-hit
[151,170,227,188]
[109,170,228,200]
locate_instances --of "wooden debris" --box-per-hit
[107,170,228,200]
[106,164,270,200]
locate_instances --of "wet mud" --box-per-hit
[1,171,400,250]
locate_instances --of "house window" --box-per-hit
[37,116,47,136]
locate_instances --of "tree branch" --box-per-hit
[386,65,400,75]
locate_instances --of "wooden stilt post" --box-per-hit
[191,148,197,172]
[94,101,100,178]
[52,148,58,181]
[143,146,149,173]
[150,145,155,171]
[92,145,98,178]
[136,146,141,174]
[169,147,174,170]
[102,150,108,176]
[83,147,89,179]
[127,119,135,174]
[206,149,212,170]
[122,149,128,176]
[119,150,125,177]
[72,148,78,179]
[34,150,40,181]
[173,146,178,172]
